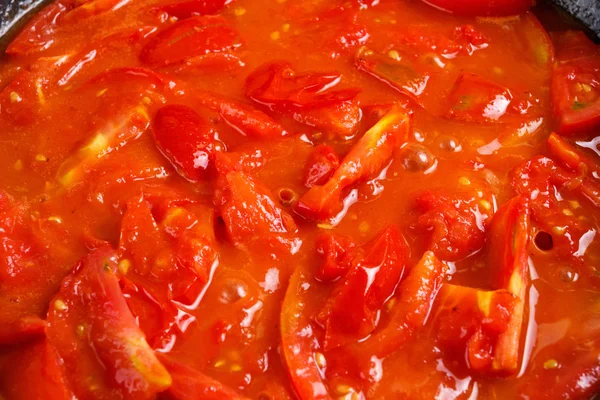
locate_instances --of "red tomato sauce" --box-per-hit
[0,0,599,399]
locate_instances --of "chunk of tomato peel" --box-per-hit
[295,104,411,221]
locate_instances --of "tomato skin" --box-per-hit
[295,105,411,220]
[303,145,340,188]
[245,61,361,136]
[140,15,242,67]
[157,354,248,400]
[153,104,216,181]
[551,31,600,136]
[419,0,534,17]
[47,246,172,399]
[150,0,232,19]
[317,226,409,350]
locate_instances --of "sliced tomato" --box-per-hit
[518,13,554,70]
[5,1,70,55]
[153,104,216,181]
[47,246,172,399]
[445,72,515,123]
[486,195,530,373]
[303,145,340,188]
[158,354,248,400]
[295,105,411,221]
[413,188,493,261]
[193,91,288,138]
[214,170,301,254]
[150,0,233,19]
[551,31,600,135]
[547,132,600,177]
[140,15,242,67]
[352,250,446,358]
[419,0,534,17]
[0,339,73,400]
[434,284,516,372]
[245,61,361,136]
[317,226,409,350]
[511,156,600,259]
[355,46,429,106]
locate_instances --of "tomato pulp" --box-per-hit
[0,0,600,399]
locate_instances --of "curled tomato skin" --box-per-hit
[303,145,340,188]
[153,104,216,181]
[245,61,361,137]
[295,105,411,221]
[47,246,172,399]
[419,0,534,17]
[140,15,242,67]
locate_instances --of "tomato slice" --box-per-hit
[355,46,429,106]
[150,0,233,19]
[434,284,516,372]
[551,31,600,136]
[153,104,216,181]
[352,250,447,358]
[547,132,600,178]
[413,188,493,261]
[445,72,515,123]
[140,15,242,67]
[419,0,534,17]
[314,233,357,282]
[518,13,554,70]
[193,91,288,138]
[245,61,361,137]
[5,1,70,55]
[47,246,172,398]
[303,145,340,188]
[280,262,331,400]
[487,195,531,373]
[214,169,301,254]
[317,226,409,350]
[157,354,248,400]
[295,105,411,221]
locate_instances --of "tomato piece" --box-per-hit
[303,145,340,188]
[413,188,492,261]
[153,104,216,181]
[314,233,357,282]
[150,0,233,18]
[214,170,301,254]
[551,31,600,135]
[174,52,245,74]
[89,66,168,87]
[352,250,446,358]
[445,72,515,123]
[245,61,361,136]
[295,105,411,221]
[511,156,600,259]
[280,263,330,400]
[548,132,600,178]
[317,226,409,349]
[157,354,248,400]
[518,13,554,70]
[140,15,242,67]
[434,284,516,371]
[58,0,132,23]
[47,246,172,399]
[355,46,430,106]
[418,0,534,17]
[0,339,73,400]
[487,195,530,373]
[193,91,288,138]
[5,1,70,55]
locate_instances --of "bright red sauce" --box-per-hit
[0,0,599,399]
